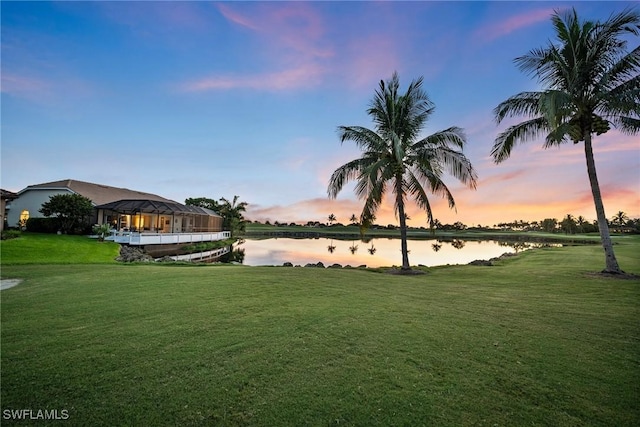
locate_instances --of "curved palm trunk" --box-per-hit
[395,178,411,270]
[583,134,622,274]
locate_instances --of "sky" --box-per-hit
[1,1,638,227]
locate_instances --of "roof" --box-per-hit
[95,199,222,217]
[1,189,19,200]
[18,179,175,206]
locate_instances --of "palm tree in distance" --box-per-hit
[328,72,477,271]
[218,195,248,237]
[327,213,336,226]
[612,210,629,231]
[491,8,639,274]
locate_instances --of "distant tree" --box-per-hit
[491,8,639,273]
[541,218,558,233]
[560,214,577,234]
[327,213,337,226]
[218,196,248,236]
[611,211,629,229]
[349,214,358,225]
[185,197,219,211]
[328,72,477,270]
[453,221,466,231]
[39,194,93,234]
[575,216,587,233]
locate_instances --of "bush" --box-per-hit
[1,229,21,240]
[26,217,61,233]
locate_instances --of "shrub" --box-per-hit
[26,217,61,233]
[1,229,21,240]
[92,224,112,241]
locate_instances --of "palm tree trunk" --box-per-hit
[583,134,622,274]
[396,179,411,270]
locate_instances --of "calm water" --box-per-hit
[233,237,531,268]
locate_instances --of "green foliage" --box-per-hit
[1,238,639,425]
[92,223,112,241]
[328,72,477,269]
[184,197,219,211]
[25,217,60,233]
[181,238,236,254]
[560,214,577,235]
[39,193,94,234]
[187,195,248,237]
[1,229,21,240]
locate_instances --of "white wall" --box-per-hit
[6,189,73,228]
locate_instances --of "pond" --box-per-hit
[230,237,545,268]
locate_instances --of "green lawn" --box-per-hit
[1,233,120,264]
[1,233,639,426]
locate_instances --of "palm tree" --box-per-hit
[560,213,577,235]
[328,72,477,270]
[218,195,248,237]
[491,8,639,274]
[611,210,629,231]
[327,213,337,226]
[576,215,588,233]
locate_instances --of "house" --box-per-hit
[6,179,229,246]
[1,189,19,232]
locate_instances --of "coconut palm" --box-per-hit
[612,210,629,227]
[327,213,337,226]
[576,215,588,233]
[328,72,477,270]
[491,8,639,274]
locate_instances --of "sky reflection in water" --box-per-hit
[236,238,523,268]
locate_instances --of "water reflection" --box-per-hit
[234,237,551,268]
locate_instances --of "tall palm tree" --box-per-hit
[328,72,477,270]
[491,8,639,274]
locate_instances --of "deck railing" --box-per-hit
[110,231,231,245]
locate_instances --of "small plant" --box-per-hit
[92,223,112,242]
[1,229,21,240]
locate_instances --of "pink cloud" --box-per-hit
[217,2,332,59]
[180,63,325,92]
[217,3,260,31]
[94,1,211,35]
[0,73,50,97]
[181,3,332,93]
[475,8,556,43]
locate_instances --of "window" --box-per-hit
[19,210,29,227]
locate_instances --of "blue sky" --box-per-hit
[2,1,638,226]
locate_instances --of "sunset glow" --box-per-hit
[2,1,638,226]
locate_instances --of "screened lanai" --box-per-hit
[96,199,223,233]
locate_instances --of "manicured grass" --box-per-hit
[1,235,639,425]
[0,232,120,264]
